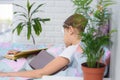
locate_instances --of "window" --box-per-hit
[0,4,13,42]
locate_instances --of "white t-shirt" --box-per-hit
[59,44,78,64]
[55,43,87,77]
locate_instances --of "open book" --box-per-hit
[4,48,47,60]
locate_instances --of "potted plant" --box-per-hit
[72,0,116,80]
[81,27,111,80]
[12,0,50,44]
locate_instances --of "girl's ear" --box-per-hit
[68,26,74,35]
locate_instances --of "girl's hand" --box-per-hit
[0,72,7,77]
[7,50,21,55]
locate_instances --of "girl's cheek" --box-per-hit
[64,36,68,46]
[64,36,71,47]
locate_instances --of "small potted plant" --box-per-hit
[81,27,112,80]
[72,0,116,80]
[12,0,50,44]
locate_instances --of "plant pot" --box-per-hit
[81,62,105,80]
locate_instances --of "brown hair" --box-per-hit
[63,14,88,34]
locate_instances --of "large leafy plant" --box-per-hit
[12,0,50,44]
[72,0,115,68]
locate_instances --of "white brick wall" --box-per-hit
[13,0,75,45]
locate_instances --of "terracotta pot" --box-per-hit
[81,62,105,80]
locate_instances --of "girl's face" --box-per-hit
[63,28,72,47]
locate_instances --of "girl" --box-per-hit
[0,14,88,78]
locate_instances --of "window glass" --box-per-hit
[0,4,13,42]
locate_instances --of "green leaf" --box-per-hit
[36,3,44,9]
[33,24,40,36]
[12,23,24,35]
[94,10,102,19]
[14,12,18,14]
[31,4,44,16]
[27,22,31,40]
[17,19,26,22]
[103,0,114,3]
[12,28,16,33]
[109,29,117,35]
[29,2,35,12]
[83,0,89,6]
[103,3,115,7]
[19,14,27,19]
[17,23,24,35]
[37,18,50,23]
[86,0,93,6]
[13,3,27,11]
[27,0,35,13]
[32,18,50,35]
[14,11,27,16]
[27,0,30,11]
[34,19,42,33]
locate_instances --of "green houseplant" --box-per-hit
[81,0,115,68]
[72,0,115,80]
[12,0,50,44]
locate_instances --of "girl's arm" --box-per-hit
[0,56,69,78]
